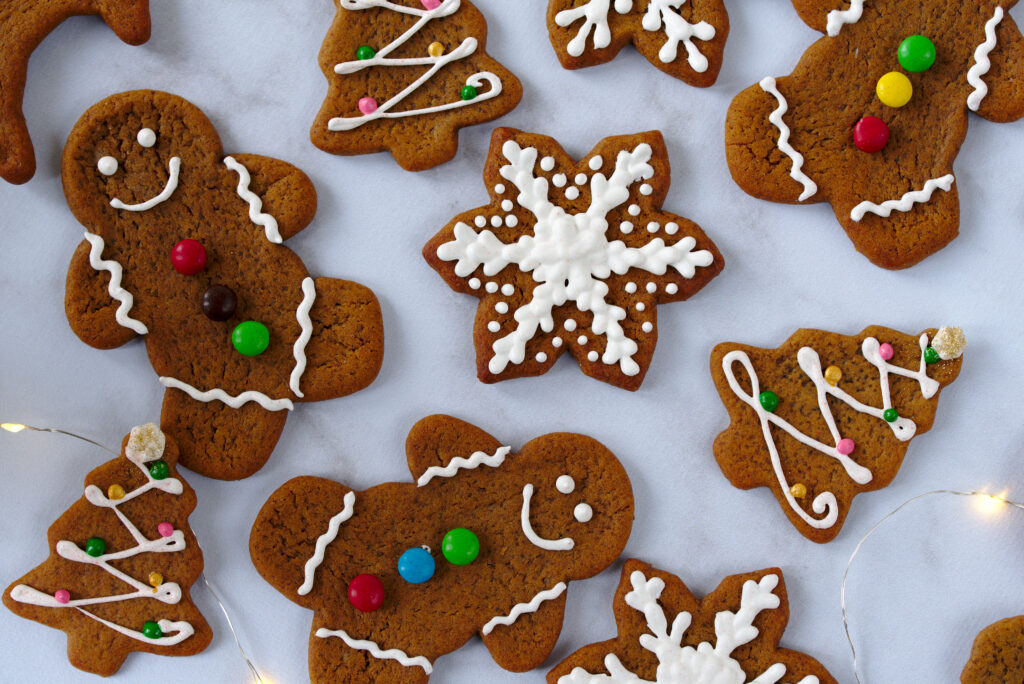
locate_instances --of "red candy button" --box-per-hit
[171,239,207,275]
[853,116,890,153]
[348,574,385,612]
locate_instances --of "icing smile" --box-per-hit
[110,156,181,212]
[520,482,585,551]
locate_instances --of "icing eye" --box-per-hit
[574,503,593,523]
[97,156,118,176]
[555,475,575,494]
[137,128,157,148]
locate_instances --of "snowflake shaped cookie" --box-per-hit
[424,128,723,391]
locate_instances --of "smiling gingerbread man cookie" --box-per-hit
[61,90,385,480]
[249,414,635,683]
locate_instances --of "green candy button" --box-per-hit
[923,346,941,364]
[356,45,375,61]
[758,390,779,413]
[148,460,169,481]
[883,408,899,423]
[142,621,164,639]
[460,85,478,101]
[85,537,106,558]
[232,321,270,356]
[442,528,479,565]
[898,35,936,73]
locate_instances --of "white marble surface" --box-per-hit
[2,2,1023,683]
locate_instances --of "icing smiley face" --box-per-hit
[520,473,595,551]
[93,127,181,211]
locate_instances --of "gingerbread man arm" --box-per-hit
[790,0,844,33]
[64,239,140,350]
[95,0,152,45]
[405,415,504,484]
[972,14,1024,123]
[223,153,318,242]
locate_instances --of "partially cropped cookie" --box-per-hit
[424,127,723,391]
[250,414,634,682]
[3,424,211,676]
[547,560,837,683]
[725,0,1024,269]
[547,0,729,86]
[961,616,1024,683]
[711,326,964,542]
[311,0,523,171]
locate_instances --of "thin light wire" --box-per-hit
[199,570,265,684]
[841,489,1024,684]
[2,423,118,454]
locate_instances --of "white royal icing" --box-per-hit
[721,334,939,530]
[825,0,865,37]
[967,6,1004,111]
[290,277,316,398]
[298,491,356,596]
[849,174,954,221]
[223,155,283,244]
[416,445,511,487]
[9,424,195,647]
[558,571,819,683]
[137,128,157,148]
[574,503,594,523]
[97,156,118,176]
[759,77,817,202]
[481,582,567,636]
[556,474,576,494]
[521,484,575,551]
[315,627,433,673]
[158,376,294,411]
[110,156,180,211]
[327,0,502,131]
[83,232,148,335]
[436,139,714,378]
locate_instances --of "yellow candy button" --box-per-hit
[428,42,444,58]
[876,71,912,108]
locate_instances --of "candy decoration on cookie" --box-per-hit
[960,615,1024,682]
[249,415,634,682]
[546,0,730,86]
[424,128,723,391]
[546,560,837,684]
[3,424,211,676]
[310,0,523,171]
[725,0,1024,269]
[711,326,964,542]
[62,91,384,480]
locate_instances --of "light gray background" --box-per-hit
[1,1,1022,682]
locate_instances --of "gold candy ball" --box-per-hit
[824,365,842,386]
[107,484,125,500]
[428,42,444,57]
[790,483,807,499]
[148,572,163,589]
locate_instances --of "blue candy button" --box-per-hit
[398,547,435,584]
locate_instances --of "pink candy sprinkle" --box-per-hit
[157,522,174,538]
[879,342,894,361]
[358,97,378,115]
[836,438,856,455]
[54,589,70,604]
[421,0,442,9]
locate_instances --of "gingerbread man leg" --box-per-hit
[481,591,567,672]
[310,635,430,684]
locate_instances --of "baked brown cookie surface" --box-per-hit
[3,424,211,676]
[961,616,1024,683]
[62,91,384,480]
[547,0,729,86]
[311,0,522,171]
[725,0,1024,269]
[424,127,723,391]
[547,560,837,683]
[711,326,965,543]
[250,414,634,683]
[0,0,151,185]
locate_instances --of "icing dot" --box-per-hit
[620,221,634,234]
[628,204,641,216]
[564,319,577,331]
[501,283,515,296]
[474,215,487,228]
[556,475,575,493]
[639,183,653,196]
[137,128,156,148]
[574,173,588,185]
[646,282,657,293]
[358,97,379,114]
[577,335,588,345]
[553,174,567,187]
[495,302,509,314]
[490,216,502,228]
[540,156,555,171]
[573,503,593,523]
[536,352,548,363]
[879,343,895,361]
[647,222,660,233]
[837,438,856,455]
[565,187,580,200]
[487,321,500,332]
[636,303,646,311]
[505,215,519,227]
[495,184,506,194]
[97,156,118,176]
[468,278,481,289]
[587,351,599,362]
[485,282,498,293]
[625,282,638,294]
[588,156,603,170]
[54,589,70,604]
[501,199,514,211]
[552,337,563,347]
[665,283,678,295]
[665,222,679,235]
[157,522,174,538]
[642,322,653,333]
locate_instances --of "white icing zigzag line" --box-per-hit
[83,232,148,335]
[110,157,181,211]
[759,77,817,202]
[849,174,955,221]
[521,484,575,551]
[223,156,283,244]
[328,0,503,131]
[298,491,355,596]
[159,376,294,411]
[481,582,567,636]
[417,445,511,487]
[290,277,316,398]
[315,627,433,673]
[967,6,1004,112]
[721,335,937,530]
[825,0,865,37]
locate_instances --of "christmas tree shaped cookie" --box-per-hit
[547,0,730,86]
[250,415,634,683]
[961,616,1024,683]
[547,560,837,683]
[62,90,384,480]
[3,424,211,676]
[0,0,151,185]
[711,326,965,542]
[311,0,523,171]
[424,127,723,391]
[725,0,1024,269]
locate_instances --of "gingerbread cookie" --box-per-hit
[711,326,965,543]
[0,0,151,185]
[961,616,1024,683]
[725,0,1024,269]
[310,0,523,171]
[423,127,723,391]
[547,0,729,86]
[547,560,836,684]
[250,414,634,682]
[62,90,384,481]
[3,424,211,676]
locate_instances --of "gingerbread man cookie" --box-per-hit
[62,91,385,480]
[424,127,723,391]
[961,616,1024,683]
[0,0,151,185]
[725,0,1024,269]
[4,424,211,676]
[250,414,634,683]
